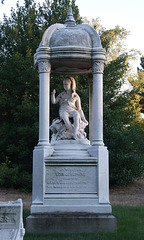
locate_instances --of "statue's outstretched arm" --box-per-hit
[51,89,59,104]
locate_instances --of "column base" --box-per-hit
[92,140,104,146]
[38,140,52,146]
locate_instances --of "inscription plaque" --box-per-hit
[45,165,97,193]
[0,214,16,224]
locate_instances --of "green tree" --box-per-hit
[81,18,144,185]
[101,29,144,185]
[0,0,41,190]
[103,62,144,185]
[135,57,144,113]
[0,0,81,191]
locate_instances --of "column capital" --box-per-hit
[38,60,51,73]
[92,61,105,74]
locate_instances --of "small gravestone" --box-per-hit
[0,199,25,240]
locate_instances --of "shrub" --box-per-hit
[0,161,32,192]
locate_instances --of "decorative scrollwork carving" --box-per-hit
[93,61,104,74]
[38,61,51,73]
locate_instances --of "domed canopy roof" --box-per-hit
[50,27,92,48]
[35,7,105,74]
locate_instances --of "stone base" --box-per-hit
[29,141,117,233]
[26,213,117,233]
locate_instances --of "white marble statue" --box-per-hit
[50,76,88,142]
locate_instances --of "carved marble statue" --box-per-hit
[50,76,88,142]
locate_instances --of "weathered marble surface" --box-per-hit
[0,199,25,240]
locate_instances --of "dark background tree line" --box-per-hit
[0,0,144,191]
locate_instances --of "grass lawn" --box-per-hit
[24,205,144,240]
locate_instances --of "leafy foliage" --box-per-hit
[131,57,144,114]
[0,0,40,180]
[103,48,144,185]
[82,18,144,185]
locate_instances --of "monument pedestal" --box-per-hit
[26,140,116,233]
[26,213,116,233]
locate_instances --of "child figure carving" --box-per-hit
[50,76,88,141]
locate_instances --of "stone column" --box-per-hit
[88,74,93,144]
[32,59,53,207]
[38,60,51,146]
[92,60,104,146]
[88,51,109,204]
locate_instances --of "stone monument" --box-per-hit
[26,7,117,233]
[0,199,25,240]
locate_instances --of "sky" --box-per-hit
[0,0,144,71]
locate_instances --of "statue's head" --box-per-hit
[63,76,76,92]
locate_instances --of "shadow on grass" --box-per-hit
[24,206,144,240]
